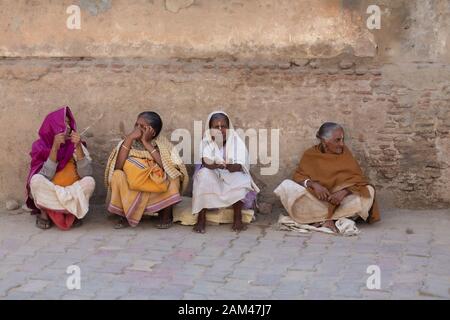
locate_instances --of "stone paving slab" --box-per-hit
[0,205,449,300]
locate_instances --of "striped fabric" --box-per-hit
[104,135,188,195]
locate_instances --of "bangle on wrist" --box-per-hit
[303,179,311,188]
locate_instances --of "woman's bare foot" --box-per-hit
[322,220,339,233]
[193,210,206,233]
[232,201,247,232]
[232,219,247,232]
[157,207,173,229]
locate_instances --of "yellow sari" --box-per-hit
[105,138,187,227]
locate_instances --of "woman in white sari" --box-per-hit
[192,111,259,233]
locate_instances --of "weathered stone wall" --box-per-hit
[0,0,377,59]
[0,0,449,209]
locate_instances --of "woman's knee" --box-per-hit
[29,174,46,191]
[111,170,126,182]
[80,176,96,194]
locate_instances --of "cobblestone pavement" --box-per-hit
[0,205,449,300]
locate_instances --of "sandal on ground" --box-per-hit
[36,216,52,230]
[156,221,173,229]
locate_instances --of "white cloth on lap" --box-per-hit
[29,174,95,218]
[192,166,253,214]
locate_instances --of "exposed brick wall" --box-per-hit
[1,57,449,209]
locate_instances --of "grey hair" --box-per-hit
[137,111,163,137]
[316,122,343,140]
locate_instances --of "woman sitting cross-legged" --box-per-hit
[274,122,380,234]
[26,106,95,230]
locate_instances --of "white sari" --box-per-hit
[192,111,259,214]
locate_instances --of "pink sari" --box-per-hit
[25,106,84,230]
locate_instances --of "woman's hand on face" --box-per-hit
[127,128,143,141]
[142,126,155,143]
[70,131,81,147]
[311,182,331,201]
[327,189,349,206]
[52,133,66,151]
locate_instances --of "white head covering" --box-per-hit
[200,110,260,192]
[201,110,249,169]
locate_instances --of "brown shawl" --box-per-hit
[293,145,380,223]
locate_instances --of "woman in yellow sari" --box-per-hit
[105,111,188,229]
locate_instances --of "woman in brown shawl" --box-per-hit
[275,122,380,233]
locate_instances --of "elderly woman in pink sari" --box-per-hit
[26,106,95,230]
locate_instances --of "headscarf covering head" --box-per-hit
[200,110,260,193]
[25,106,80,211]
[202,110,249,169]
